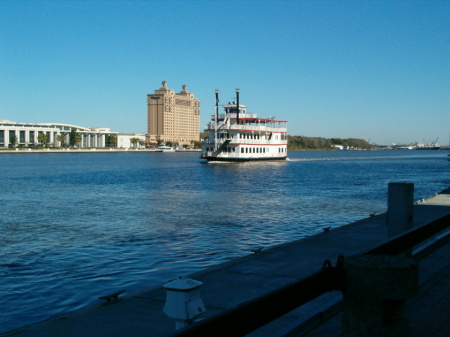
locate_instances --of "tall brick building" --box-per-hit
[146,81,200,146]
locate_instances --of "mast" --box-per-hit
[236,88,240,125]
[215,89,219,151]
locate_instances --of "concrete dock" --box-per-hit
[3,188,450,337]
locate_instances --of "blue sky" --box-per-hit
[1,0,449,145]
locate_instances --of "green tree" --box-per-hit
[130,137,140,148]
[69,128,80,147]
[108,135,117,147]
[287,135,372,150]
[57,134,66,147]
[74,134,82,147]
[37,132,47,146]
[9,134,18,147]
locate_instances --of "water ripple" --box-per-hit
[0,150,448,333]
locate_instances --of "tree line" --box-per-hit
[200,132,372,150]
[288,136,372,150]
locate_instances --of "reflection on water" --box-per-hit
[0,150,448,333]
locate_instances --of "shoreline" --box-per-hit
[0,148,202,154]
[1,148,447,154]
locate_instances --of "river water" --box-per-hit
[0,150,448,333]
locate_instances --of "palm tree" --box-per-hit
[74,134,82,147]
[130,137,140,148]
[37,133,47,146]
[109,135,117,148]
[57,134,66,147]
[69,128,81,147]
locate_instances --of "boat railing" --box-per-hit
[167,213,450,336]
[238,139,287,145]
[202,138,287,146]
[211,113,258,120]
[231,125,287,132]
[204,125,287,133]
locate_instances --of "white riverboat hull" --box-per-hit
[201,155,287,162]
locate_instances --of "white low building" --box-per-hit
[117,134,146,148]
[0,120,119,148]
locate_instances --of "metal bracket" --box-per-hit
[322,255,345,291]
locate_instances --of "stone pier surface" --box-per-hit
[3,188,450,337]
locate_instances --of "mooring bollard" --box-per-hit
[163,276,206,330]
[387,182,414,237]
[342,254,418,337]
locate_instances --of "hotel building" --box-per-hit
[146,81,200,146]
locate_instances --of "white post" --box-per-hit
[163,276,206,330]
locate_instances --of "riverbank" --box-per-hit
[3,187,449,337]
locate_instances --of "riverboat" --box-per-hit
[200,89,288,162]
